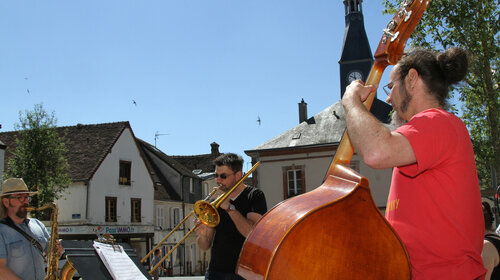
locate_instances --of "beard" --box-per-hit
[15,204,28,219]
[390,110,407,129]
[399,82,412,114]
[390,83,412,129]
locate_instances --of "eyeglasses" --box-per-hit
[215,172,235,179]
[382,81,394,96]
[8,195,31,203]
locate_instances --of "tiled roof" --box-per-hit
[0,121,130,182]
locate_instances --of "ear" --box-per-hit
[406,68,419,89]
[1,197,8,208]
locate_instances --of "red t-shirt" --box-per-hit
[386,108,486,279]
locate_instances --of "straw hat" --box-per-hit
[0,178,38,197]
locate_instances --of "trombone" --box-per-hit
[142,161,261,274]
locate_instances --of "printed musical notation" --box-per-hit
[93,241,148,280]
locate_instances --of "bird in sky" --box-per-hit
[27,89,30,94]
[257,116,261,125]
[132,100,137,106]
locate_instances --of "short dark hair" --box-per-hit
[154,249,160,255]
[396,47,469,108]
[483,201,495,231]
[213,153,243,173]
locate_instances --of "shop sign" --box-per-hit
[55,225,154,235]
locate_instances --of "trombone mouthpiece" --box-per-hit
[25,207,36,212]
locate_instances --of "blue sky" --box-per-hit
[0,1,398,171]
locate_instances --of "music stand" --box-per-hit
[61,239,151,280]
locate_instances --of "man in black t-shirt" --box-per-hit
[195,153,267,280]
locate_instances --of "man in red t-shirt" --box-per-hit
[342,47,486,279]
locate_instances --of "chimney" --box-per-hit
[211,142,220,155]
[298,99,308,123]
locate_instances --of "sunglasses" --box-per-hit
[8,195,32,203]
[215,172,235,179]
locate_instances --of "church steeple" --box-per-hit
[339,0,372,97]
[344,0,362,15]
[338,0,392,123]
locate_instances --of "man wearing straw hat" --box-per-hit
[0,178,50,280]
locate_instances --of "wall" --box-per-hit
[256,150,393,209]
[85,128,154,225]
[56,181,88,222]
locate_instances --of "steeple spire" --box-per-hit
[344,0,362,15]
[338,0,392,123]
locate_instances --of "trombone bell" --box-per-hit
[194,200,220,227]
[143,161,261,274]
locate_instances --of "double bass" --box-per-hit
[236,0,430,279]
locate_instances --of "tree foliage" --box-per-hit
[382,0,500,190]
[6,103,71,213]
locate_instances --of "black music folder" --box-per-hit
[60,240,151,280]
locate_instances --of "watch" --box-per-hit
[226,204,236,212]
[347,71,363,83]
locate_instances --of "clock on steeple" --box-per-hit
[338,0,392,123]
[347,70,363,83]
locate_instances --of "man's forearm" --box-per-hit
[228,210,262,238]
[343,96,393,167]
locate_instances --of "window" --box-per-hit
[156,206,164,229]
[119,161,132,185]
[105,197,117,222]
[131,198,141,223]
[283,166,306,199]
[189,178,194,193]
[170,207,180,229]
[203,183,209,197]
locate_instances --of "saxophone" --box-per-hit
[27,203,76,280]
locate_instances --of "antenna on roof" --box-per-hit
[154,131,169,147]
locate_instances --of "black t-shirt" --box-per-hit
[208,186,267,273]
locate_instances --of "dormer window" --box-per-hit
[119,160,132,185]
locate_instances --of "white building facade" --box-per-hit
[55,125,155,258]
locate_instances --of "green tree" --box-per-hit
[6,103,71,213]
[383,0,500,190]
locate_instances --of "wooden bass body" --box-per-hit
[236,164,410,280]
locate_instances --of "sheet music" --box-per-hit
[93,241,148,280]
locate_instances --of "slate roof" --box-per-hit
[246,101,346,154]
[0,121,131,182]
[138,139,198,179]
[136,138,198,201]
[172,142,222,174]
